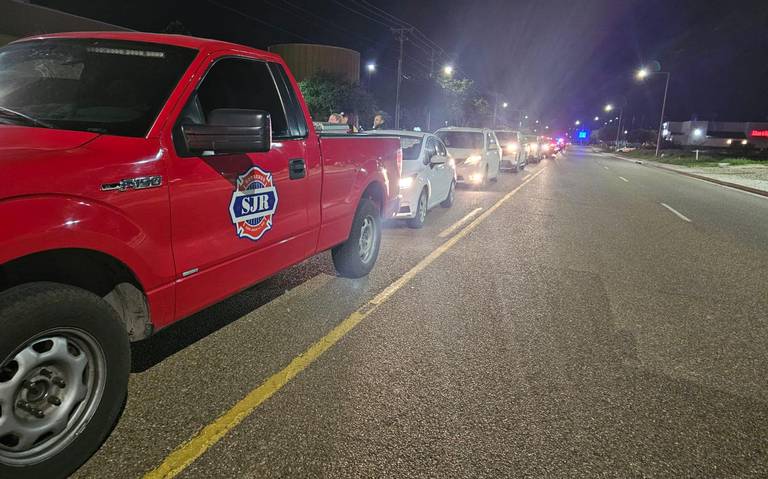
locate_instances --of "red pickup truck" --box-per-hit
[0,32,400,477]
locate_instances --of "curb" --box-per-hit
[609,154,768,198]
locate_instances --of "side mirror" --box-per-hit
[429,153,446,165]
[182,109,271,155]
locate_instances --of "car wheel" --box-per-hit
[441,181,455,208]
[0,282,130,479]
[408,189,428,229]
[332,198,382,278]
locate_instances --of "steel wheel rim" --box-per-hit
[0,328,107,466]
[358,215,376,264]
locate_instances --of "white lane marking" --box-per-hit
[618,176,629,182]
[438,207,483,238]
[660,203,692,223]
[523,174,531,179]
[603,166,609,170]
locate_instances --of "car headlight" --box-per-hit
[530,144,539,151]
[464,154,482,166]
[506,142,519,153]
[399,175,416,189]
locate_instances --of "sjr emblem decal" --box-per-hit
[229,166,278,241]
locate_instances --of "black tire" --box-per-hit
[0,282,130,479]
[408,189,428,229]
[441,181,456,208]
[332,198,382,278]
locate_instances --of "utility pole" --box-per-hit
[426,49,435,131]
[392,27,412,130]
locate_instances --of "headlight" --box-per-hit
[399,175,415,189]
[464,154,482,166]
[506,142,519,153]
[468,173,484,183]
[530,144,539,151]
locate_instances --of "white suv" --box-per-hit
[436,127,501,187]
[369,130,456,228]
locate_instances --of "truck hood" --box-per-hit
[0,126,100,163]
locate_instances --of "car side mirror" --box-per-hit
[429,153,446,165]
[182,109,271,155]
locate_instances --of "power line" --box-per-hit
[205,0,313,43]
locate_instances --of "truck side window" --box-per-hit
[194,57,290,136]
[268,62,308,138]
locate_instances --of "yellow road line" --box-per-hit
[438,207,483,238]
[143,167,547,479]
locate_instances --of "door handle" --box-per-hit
[289,158,306,180]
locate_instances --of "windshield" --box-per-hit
[495,131,519,144]
[0,39,196,137]
[400,137,423,161]
[437,131,483,149]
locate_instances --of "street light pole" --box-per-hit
[655,72,671,158]
[614,107,624,148]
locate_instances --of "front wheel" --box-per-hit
[408,189,428,229]
[0,283,130,479]
[332,198,382,278]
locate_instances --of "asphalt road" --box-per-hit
[74,146,768,478]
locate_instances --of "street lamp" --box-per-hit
[636,65,671,158]
[442,64,454,76]
[594,116,599,121]
[575,120,581,126]
[502,102,508,108]
[605,103,624,149]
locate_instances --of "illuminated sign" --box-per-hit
[577,130,588,139]
[750,129,768,137]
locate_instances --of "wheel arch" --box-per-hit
[0,249,153,341]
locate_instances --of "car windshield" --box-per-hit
[495,131,519,144]
[437,131,484,149]
[0,38,196,137]
[400,137,423,161]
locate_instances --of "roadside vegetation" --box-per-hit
[612,148,768,168]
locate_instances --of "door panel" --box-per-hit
[168,54,316,319]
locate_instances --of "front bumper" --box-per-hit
[455,165,484,184]
[393,186,421,219]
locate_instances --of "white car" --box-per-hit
[494,129,526,172]
[435,127,501,187]
[369,130,456,228]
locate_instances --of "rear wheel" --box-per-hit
[441,181,456,208]
[0,283,130,479]
[408,189,428,229]
[332,198,382,278]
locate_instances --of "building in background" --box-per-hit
[269,43,360,83]
[0,0,128,47]
[664,121,768,149]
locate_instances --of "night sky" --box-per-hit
[35,0,768,131]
